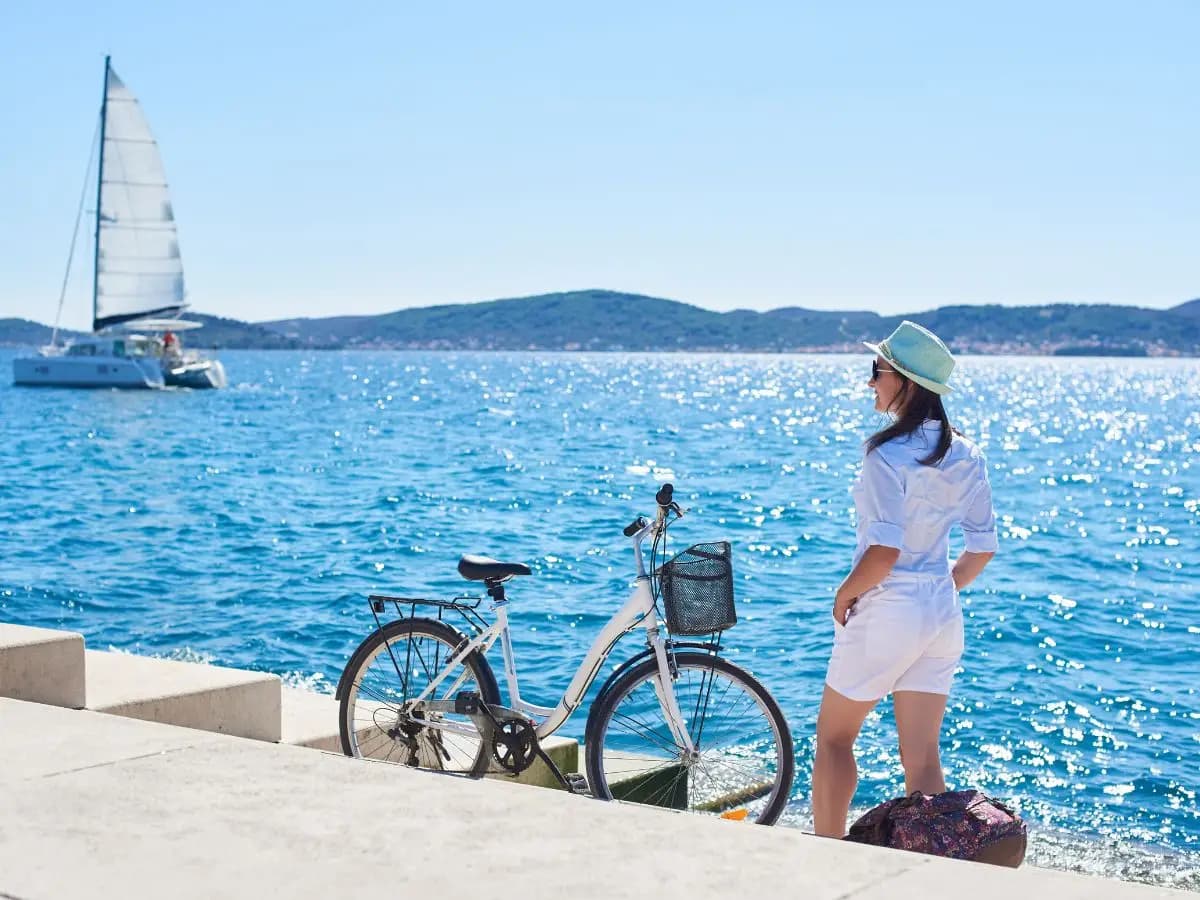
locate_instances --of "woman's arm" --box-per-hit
[837,450,905,624]
[833,544,900,624]
[952,550,994,591]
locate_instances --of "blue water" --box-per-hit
[2,349,1197,888]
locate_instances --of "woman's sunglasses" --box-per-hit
[871,360,900,380]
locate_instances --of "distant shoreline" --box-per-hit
[2,345,1197,359]
[4,289,1199,356]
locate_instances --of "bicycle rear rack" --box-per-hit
[368,593,490,633]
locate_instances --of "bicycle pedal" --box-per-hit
[564,773,591,796]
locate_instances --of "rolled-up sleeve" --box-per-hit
[961,464,999,552]
[859,451,905,550]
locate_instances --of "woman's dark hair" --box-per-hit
[867,374,959,466]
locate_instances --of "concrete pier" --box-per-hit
[0,698,1186,899]
[0,623,1189,898]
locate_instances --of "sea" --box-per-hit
[1,349,1196,890]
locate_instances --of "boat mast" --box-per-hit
[91,55,110,335]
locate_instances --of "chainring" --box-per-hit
[491,717,538,773]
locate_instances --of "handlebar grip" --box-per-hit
[623,516,648,537]
[655,483,674,506]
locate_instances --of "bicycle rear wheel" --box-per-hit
[585,651,794,824]
[338,618,500,777]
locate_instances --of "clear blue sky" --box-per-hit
[3,1,1197,330]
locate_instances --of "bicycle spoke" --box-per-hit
[688,662,717,747]
[694,753,775,786]
[353,681,405,707]
[608,709,684,755]
[641,767,691,808]
[688,670,739,743]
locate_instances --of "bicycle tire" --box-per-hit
[584,651,794,824]
[338,617,501,777]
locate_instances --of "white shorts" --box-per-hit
[825,575,964,702]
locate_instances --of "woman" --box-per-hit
[811,320,998,838]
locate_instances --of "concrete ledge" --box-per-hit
[281,690,405,758]
[0,623,86,708]
[281,687,342,751]
[85,650,281,742]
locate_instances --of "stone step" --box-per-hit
[281,689,405,756]
[280,687,343,752]
[85,650,281,742]
[281,686,580,788]
[0,623,86,709]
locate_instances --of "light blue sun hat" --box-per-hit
[864,320,955,395]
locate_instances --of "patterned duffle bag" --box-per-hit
[843,789,1027,867]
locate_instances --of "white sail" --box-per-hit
[94,65,185,331]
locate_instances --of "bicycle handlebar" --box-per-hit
[657,482,685,518]
[624,483,685,539]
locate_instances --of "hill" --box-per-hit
[0,314,299,350]
[1170,298,1200,319]
[262,290,1200,356]
[183,313,301,350]
[5,292,1199,355]
[264,290,891,351]
[0,319,85,347]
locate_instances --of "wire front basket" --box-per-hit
[658,541,737,635]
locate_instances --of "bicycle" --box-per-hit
[335,483,796,824]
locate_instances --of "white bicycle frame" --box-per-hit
[404,514,697,753]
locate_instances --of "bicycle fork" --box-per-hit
[648,631,697,756]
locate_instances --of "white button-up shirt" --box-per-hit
[852,421,998,577]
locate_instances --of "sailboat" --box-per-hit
[13,57,227,389]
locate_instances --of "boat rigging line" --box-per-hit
[49,113,101,349]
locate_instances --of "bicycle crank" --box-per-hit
[416,692,594,795]
[491,718,538,773]
[447,692,540,774]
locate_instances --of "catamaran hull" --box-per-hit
[12,356,164,389]
[164,359,227,389]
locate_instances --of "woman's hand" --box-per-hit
[833,587,858,626]
[832,545,900,626]
[952,550,995,591]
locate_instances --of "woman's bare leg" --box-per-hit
[893,690,949,795]
[812,684,878,837]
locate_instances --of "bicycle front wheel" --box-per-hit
[338,617,500,777]
[585,652,794,824]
